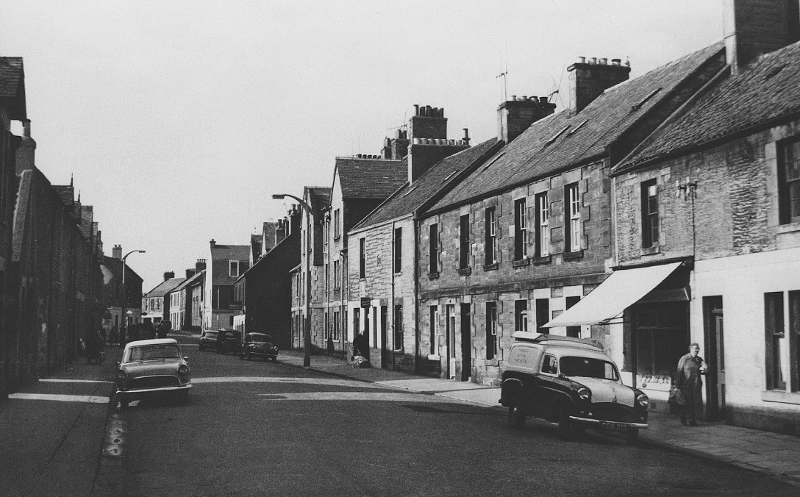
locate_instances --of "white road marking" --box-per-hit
[257,391,458,403]
[193,376,380,388]
[39,379,114,384]
[8,393,110,403]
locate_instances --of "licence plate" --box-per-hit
[598,421,630,433]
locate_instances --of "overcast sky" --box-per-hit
[1,1,724,292]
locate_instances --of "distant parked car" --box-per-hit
[157,320,172,338]
[115,338,191,408]
[499,332,648,444]
[198,330,219,351]
[216,329,241,355]
[239,332,279,361]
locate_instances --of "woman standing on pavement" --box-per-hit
[675,343,707,426]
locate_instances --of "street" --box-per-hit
[110,336,796,496]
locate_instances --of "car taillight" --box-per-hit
[637,393,649,408]
[178,365,189,376]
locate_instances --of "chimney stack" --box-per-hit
[209,239,216,248]
[497,95,557,143]
[112,244,122,260]
[164,271,175,281]
[195,259,207,272]
[406,104,469,183]
[568,56,631,114]
[186,268,197,279]
[15,119,36,174]
[724,0,800,75]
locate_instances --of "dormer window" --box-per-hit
[229,260,240,277]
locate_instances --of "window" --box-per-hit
[333,260,340,290]
[394,305,403,351]
[359,238,366,279]
[485,208,497,265]
[779,138,800,224]
[229,260,240,277]
[333,209,341,239]
[790,291,800,391]
[565,296,581,338]
[353,308,360,339]
[642,180,659,248]
[565,184,580,252]
[333,310,340,341]
[486,302,498,359]
[459,214,470,269]
[324,312,330,340]
[430,306,438,355]
[541,355,558,374]
[429,223,439,274]
[514,198,527,261]
[514,300,528,332]
[324,219,329,254]
[765,292,786,391]
[393,227,402,273]
[535,193,549,257]
[535,298,550,335]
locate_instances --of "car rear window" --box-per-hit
[249,333,271,342]
[205,332,218,338]
[560,356,618,381]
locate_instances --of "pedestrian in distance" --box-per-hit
[675,343,707,426]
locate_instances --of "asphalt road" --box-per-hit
[115,336,797,496]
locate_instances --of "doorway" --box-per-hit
[380,306,389,368]
[703,296,725,421]
[446,305,456,379]
[460,304,471,381]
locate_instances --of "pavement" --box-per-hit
[1,339,798,496]
[279,348,800,487]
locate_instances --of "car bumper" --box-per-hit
[569,416,648,430]
[117,384,192,395]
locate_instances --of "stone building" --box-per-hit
[599,0,800,434]
[100,245,144,333]
[346,105,484,372]
[203,240,249,331]
[142,272,184,326]
[170,260,206,331]
[417,44,727,385]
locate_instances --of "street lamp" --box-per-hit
[121,249,146,343]
[273,193,315,368]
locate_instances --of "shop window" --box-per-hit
[485,208,497,265]
[486,302,498,359]
[641,180,659,248]
[765,292,787,391]
[429,223,439,274]
[565,183,580,252]
[535,193,549,257]
[778,138,800,224]
[635,304,688,384]
[535,298,550,335]
[514,300,528,331]
[565,296,581,337]
[514,198,527,261]
[459,214,470,270]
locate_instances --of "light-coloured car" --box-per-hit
[499,332,648,443]
[116,338,191,408]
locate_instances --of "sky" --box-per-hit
[1,0,725,292]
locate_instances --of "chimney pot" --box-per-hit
[414,104,419,116]
[210,239,216,248]
[578,56,586,63]
[612,58,621,66]
[425,105,432,116]
[600,58,608,65]
[511,95,517,101]
[591,57,597,64]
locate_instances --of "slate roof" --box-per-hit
[0,57,23,97]
[615,41,800,173]
[210,244,250,285]
[101,255,143,283]
[144,277,186,298]
[172,270,205,293]
[427,42,725,213]
[335,157,407,200]
[351,138,500,232]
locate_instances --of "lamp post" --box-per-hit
[121,249,146,343]
[273,193,315,368]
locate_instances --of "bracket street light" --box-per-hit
[121,249,146,344]
[273,193,315,368]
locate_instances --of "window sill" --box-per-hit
[533,255,551,266]
[512,258,530,268]
[458,267,472,276]
[641,245,660,256]
[428,272,440,280]
[776,221,800,234]
[563,249,584,261]
[761,390,800,405]
[483,263,499,271]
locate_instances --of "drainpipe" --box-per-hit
[391,220,396,370]
[413,218,421,373]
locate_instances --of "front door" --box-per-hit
[446,305,456,379]
[703,296,725,420]
[380,306,389,368]
[460,304,471,381]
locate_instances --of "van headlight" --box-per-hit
[637,393,649,407]
[578,388,591,402]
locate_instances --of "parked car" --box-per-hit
[157,320,172,338]
[499,332,648,443]
[239,332,279,361]
[115,338,191,408]
[198,330,219,351]
[216,329,241,355]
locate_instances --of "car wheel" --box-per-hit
[507,399,525,429]
[626,427,639,445]
[246,352,252,361]
[271,356,277,362]
[557,402,577,439]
